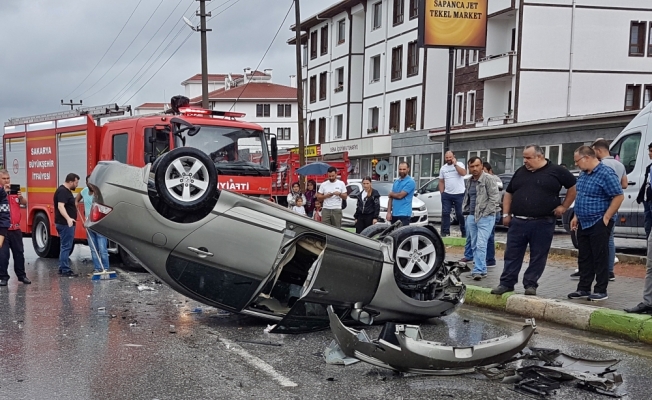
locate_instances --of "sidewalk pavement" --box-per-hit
[440,237,652,344]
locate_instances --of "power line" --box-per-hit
[120,1,243,105]
[75,0,166,99]
[63,0,144,99]
[207,0,235,16]
[109,0,197,104]
[84,0,189,101]
[207,0,241,23]
[229,0,294,111]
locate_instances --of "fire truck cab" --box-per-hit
[3,98,277,268]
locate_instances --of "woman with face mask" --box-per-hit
[354,177,380,233]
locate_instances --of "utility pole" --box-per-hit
[198,0,211,109]
[61,99,82,110]
[294,0,306,179]
[444,48,454,152]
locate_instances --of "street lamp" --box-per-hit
[183,1,211,109]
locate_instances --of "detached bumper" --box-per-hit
[328,306,536,374]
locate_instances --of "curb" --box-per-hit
[463,285,652,344]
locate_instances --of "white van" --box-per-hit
[562,103,650,242]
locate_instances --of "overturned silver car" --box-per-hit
[86,147,466,333]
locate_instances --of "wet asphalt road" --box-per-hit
[1,241,651,399]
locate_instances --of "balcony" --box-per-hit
[478,52,516,81]
[488,0,513,15]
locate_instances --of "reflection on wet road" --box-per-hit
[0,241,650,399]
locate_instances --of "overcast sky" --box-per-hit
[0,0,325,127]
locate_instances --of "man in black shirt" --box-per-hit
[54,173,80,277]
[491,145,576,296]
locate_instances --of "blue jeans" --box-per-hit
[499,216,555,289]
[644,201,652,239]
[56,224,76,273]
[466,215,495,275]
[88,229,109,271]
[464,213,500,265]
[441,192,466,236]
[393,216,411,227]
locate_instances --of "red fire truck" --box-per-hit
[3,98,278,268]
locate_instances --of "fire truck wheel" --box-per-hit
[32,213,60,258]
[154,147,218,212]
[389,226,444,284]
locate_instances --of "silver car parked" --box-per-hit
[86,147,466,333]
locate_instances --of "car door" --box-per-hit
[342,183,361,225]
[610,131,644,237]
[168,206,286,312]
[270,234,384,333]
[416,178,442,222]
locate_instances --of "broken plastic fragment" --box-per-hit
[137,285,156,291]
[323,340,361,366]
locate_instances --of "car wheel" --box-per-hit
[154,147,218,211]
[119,246,146,272]
[389,226,444,284]
[32,213,60,258]
[359,224,389,239]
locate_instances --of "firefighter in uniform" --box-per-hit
[0,170,29,286]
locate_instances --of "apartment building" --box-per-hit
[431,0,652,174]
[290,0,449,182]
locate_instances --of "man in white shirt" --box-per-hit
[317,166,348,228]
[438,151,467,237]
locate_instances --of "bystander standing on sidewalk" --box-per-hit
[317,167,347,228]
[0,170,29,286]
[387,163,416,227]
[462,157,500,280]
[304,180,317,217]
[287,182,306,210]
[637,143,652,240]
[439,151,467,237]
[624,228,652,313]
[353,177,380,233]
[54,173,80,277]
[568,146,624,302]
[491,145,576,296]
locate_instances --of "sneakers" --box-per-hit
[570,272,580,280]
[0,279,7,286]
[624,302,652,314]
[588,293,608,301]
[568,290,590,299]
[467,273,487,280]
[486,263,496,268]
[459,258,473,263]
[609,272,615,281]
[614,256,620,264]
[524,287,537,296]
[60,271,79,277]
[491,285,513,295]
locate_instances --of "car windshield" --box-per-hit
[180,125,270,176]
[370,182,394,196]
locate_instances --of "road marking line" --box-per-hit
[219,338,298,388]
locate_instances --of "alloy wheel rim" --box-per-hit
[395,234,437,279]
[164,156,210,203]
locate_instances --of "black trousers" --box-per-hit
[355,214,376,234]
[0,230,26,280]
[577,220,613,294]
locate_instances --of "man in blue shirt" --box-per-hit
[568,146,624,302]
[387,162,416,227]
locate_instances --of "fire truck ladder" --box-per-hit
[5,104,132,126]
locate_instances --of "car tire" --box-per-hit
[32,212,60,258]
[154,147,218,211]
[359,224,389,239]
[119,245,146,272]
[389,226,444,284]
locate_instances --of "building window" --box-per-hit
[409,0,418,19]
[334,115,343,139]
[318,118,326,143]
[337,19,346,44]
[393,0,404,26]
[468,50,479,65]
[302,45,308,66]
[407,41,419,77]
[308,120,316,144]
[644,85,652,108]
[310,31,318,59]
[309,76,316,103]
[629,21,646,56]
[319,72,327,101]
[391,45,403,81]
[373,2,382,30]
[335,67,344,92]
[256,104,270,117]
[625,84,642,110]
[277,128,291,141]
[368,107,379,134]
[320,25,329,56]
[454,93,464,125]
[456,49,465,68]
[649,23,652,56]
[466,91,476,124]
[389,101,401,132]
[371,55,381,82]
[277,104,291,117]
[405,97,417,130]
